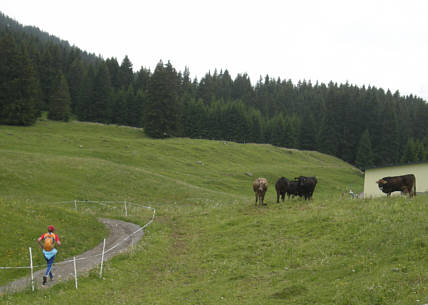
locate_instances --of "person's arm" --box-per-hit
[37,236,44,249]
[56,235,61,247]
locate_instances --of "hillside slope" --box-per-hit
[0,119,362,203]
[2,120,427,305]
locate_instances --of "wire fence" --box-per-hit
[0,200,156,293]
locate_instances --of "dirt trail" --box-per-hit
[0,218,144,295]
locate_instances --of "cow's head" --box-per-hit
[376,179,387,185]
[295,176,306,186]
[376,179,387,190]
[257,178,267,191]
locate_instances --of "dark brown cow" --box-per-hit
[253,177,268,206]
[286,181,300,199]
[295,176,318,200]
[275,177,289,203]
[376,174,416,198]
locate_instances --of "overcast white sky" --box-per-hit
[2,0,428,100]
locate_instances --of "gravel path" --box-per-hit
[0,218,144,295]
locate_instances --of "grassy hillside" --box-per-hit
[0,198,108,286]
[1,119,427,304]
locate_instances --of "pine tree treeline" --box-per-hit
[1,12,428,169]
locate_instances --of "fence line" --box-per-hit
[0,200,156,280]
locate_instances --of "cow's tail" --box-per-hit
[414,182,416,197]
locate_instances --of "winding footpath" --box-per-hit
[0,218,144,295]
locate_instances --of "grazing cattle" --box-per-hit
[253,177,268,206]
[286,181,300,199]
[275,177,289,203]
[295,176,318,200]
[376,174,416,198]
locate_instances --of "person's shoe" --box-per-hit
[49,273,54,281]
[42,276,47,285]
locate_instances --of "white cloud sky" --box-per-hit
[2,0,428,99]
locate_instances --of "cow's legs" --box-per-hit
[409,186,415,198]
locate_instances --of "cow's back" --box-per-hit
[402,174,416,186]
[275,177,289,191]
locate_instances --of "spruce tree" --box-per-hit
[119,55,133,89]
[232,73,254,104]
[106,58,120,89]
[143,61,180,138]
[183,99,206,138]
[111,89,127,125]
[247,109,264,143]
[413,102,428,140]
[355,129,374,169]
[180,67,194,101]
[76,64,95,121]
[318,112,340,156]
[135,67,151,92]
[299,112,316,150]
[0,33,40,125]
[205,102,222,140]
[48,72,71,121]
[67,58,86,113]
[269,114,286,147]
[90,62,112,123]
[401,138,424,163]
[285,115,300,149]
[318,84,342,156]
[377,102,400,165]
[134,89,146,128]
[126,85,141,127]
[416,140,426,161]
[197,71,216,102]
[423,136,428,161]
[217,70,233,101]
[39,46,58,110]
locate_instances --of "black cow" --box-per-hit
[295,176,318,200]
[376,174,416,198]
[275,177,289,203]
[286,181,300,199]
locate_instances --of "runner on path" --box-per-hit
[37,225,61,285]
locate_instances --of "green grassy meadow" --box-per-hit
[1,120,427,304]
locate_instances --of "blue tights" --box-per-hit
[44,255,55,278]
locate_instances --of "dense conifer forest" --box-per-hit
[1,12,427,169]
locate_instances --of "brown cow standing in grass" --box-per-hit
[376,174,416,198]
[253,177,268,206]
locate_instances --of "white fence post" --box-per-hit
[29,247,34,292]
[73,256,78,289]
[74,200,77,211]
[124,200,128,217]
[99,238,106,278]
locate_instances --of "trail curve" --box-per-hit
[0,218,144,295]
